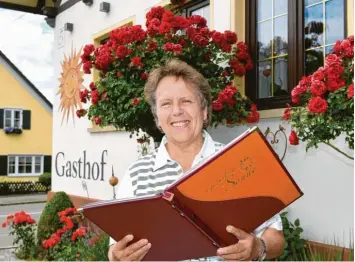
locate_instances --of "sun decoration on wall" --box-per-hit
[57,46,85,125]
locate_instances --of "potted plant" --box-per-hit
[4,127,22,135]
[77,5,258,143]
[283,36,354,160]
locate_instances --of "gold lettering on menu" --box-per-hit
[206,157,256,193]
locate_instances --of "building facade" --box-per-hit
[0,51,53,177]
[1,0,353,249]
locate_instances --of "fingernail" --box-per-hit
[127,235,134,241]
[217,248,222,254]
[147,243,151,249]
[226,225,232,232]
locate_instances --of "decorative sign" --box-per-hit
[57,46,85,125]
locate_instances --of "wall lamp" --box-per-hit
[64,23,74,32]
[82,0,93,6]
[100,2,110,13]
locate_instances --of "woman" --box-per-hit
[108,59,285,261]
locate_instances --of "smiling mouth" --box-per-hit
[171,120,190,127]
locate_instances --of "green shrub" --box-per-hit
[39,173,51,188]
[276,212,307,261]
[36,191,74,245]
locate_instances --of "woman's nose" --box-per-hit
[172,103,183,116]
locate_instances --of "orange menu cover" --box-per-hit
[81,126,303,261]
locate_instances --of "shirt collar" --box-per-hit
[153,130,216,171]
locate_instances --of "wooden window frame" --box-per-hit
[3,108,23,129]
[245,0,346,110]
[8,155,44,176]
[178,0,210,18]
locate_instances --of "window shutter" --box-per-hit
[0,109,3,129]
[23,110,31,130]
[0,156,7,175]
[44,155,52,173]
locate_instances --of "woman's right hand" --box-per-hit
[108,234,151,261]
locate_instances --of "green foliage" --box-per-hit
[39,173,51,188]
[78,6,256,142]
[276,212,307,261]
[36,191,74,245]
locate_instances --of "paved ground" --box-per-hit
[0,193,47,206]
[0,194,47,261]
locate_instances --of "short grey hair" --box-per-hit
[144,59,212,129]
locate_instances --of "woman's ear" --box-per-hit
[203,107,208,121]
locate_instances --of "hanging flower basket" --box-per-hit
[77,6,258,142]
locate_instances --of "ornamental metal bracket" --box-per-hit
[263,125,288,162]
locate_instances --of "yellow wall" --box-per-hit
[0,64,52,155]
[231,0,246,95]
[347,0,354,36]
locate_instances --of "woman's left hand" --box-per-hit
[216,225,261,261]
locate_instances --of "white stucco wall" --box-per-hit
[51,0,354,248]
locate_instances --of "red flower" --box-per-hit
[237,42,248,52]
[289,130,299,145]
[131,57,143,67]
[83,61,92,74]
[251,104,257,112]
[348,83,354,99]
[80,89,89,103]
[326,78,346,92]
[116,72,123,78]
[91,89,100,105]
[263,69,271,77]
[283,104,291,121]
[312,69,325,81]
[224,30,237,44]
[146,41,158,52]
[246,111,260,123]
[89,82,96,91]
[188,15,207,28]
[164,43,182,54]
[2,222,6,228]
[308,97,328,114]
[325,54,342,67]
[141,72,149,80]
[310,80,326,97]
[83,44,95,55]
[212,100,224,111]
[132,98,140,105]
[94,117,102,125]
[116,45,130,59]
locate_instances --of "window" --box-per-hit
[178,0,210,26]
[246,0,346,110]
[7,155,43,176]
[4,108,22,129]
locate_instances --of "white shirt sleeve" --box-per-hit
[252,213,283,238]
[109,168,135,246]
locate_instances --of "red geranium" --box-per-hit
[289,130,299,145]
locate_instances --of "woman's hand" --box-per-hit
[108,234,151,261]
[216,226,261,261]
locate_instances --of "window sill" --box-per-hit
[7,174,41,177]
[259,108,285,119]
[87,125,124,133]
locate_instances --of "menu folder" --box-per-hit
[81,126,303,261]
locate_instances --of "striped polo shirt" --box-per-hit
[111,130,282,255]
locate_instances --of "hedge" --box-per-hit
[0,181,50,195]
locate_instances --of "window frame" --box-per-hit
[245,0,347,110]
[177,0,210,18]
[7,155,44,176]
[3,108,23,129]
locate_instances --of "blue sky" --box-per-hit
[0,8,54,103]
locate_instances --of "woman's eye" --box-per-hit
[161,102,170,107]
[182,100,192,104]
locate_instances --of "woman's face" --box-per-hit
[156,76,207,145]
